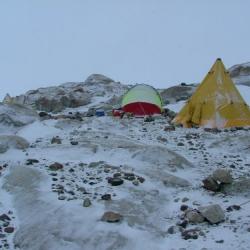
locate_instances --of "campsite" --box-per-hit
[1,1,250,249]
[0,59,250,250]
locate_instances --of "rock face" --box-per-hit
[5,74,128,113]
[0,103,38,127]
[198,204,225,224]
[160,84,196,104]
[0,135,29,153]
[229,62,250,86]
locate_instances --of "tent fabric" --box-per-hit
[173,58,250,128]
[121,84,163,116]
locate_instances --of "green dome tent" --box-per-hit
[121,84,163,116]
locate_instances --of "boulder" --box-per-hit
[202,176,220,192]
[212,168,233,184]
[185,209,205,223]
[49,162,64,171]
[198,204,225,224]
[101,211,122,223]
[0,135,29,153]
[0,103,38,127]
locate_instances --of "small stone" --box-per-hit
[101,211,122,223]
[132,180,139,186]
[0,214,11,222]
[0,233,6,238]
[182,197,189,202]
[4,227,14,233]
[108,177,124,186]
[101,194,112,201]
[181,228,199,240]
[137,176,145,183]
[26,159,39,165]
[70,141,78,145]
[226,205,241,212]
[215,240,224,243]
[83,198,91,207]
[180,204,189,211]
[49,162,63,171]
[58,195,66,200]
[177,142,184,146]
[177,220,188,228]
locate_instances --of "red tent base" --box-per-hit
[122,102,161,116]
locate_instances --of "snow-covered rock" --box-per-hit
[229,62,250,86]
[0,103,38,128]
[0,135,29,153]
[198,204,225,224]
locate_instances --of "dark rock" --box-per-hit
[202,176,220,192]
[180,204,189,211]
[101,194,112,201]
[181,228,199,240]
[0,214,11,222]
[177,142,185,146]
[101,211,122,223]
[108,177,124,186]
[226,205,241,212]
[4,227,14,233]
[26,159,39,165]
[177,220,188,228]
[49,162,63,171]
[70,141,78,145]
[137,176,145,183]
[164,126,176,131]
[215,240,224,244]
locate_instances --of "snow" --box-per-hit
[0,112,250,249]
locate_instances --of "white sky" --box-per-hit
[0,0,250,100]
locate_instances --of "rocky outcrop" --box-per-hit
[160,84,196,104]
[4,74,128,113]
[0,135,29,153]
[229,62,250,86]
[0,103,38,127]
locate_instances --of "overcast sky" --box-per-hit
[0,0,250,99]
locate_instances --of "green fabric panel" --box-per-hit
[122,85,162,109]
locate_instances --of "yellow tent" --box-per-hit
[173,58,250,128]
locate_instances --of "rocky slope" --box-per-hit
[229,62,250,87]
[0,69,250,249]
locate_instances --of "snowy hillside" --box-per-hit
[0,74,250,250]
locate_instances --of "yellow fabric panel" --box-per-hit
[173,59,250,128]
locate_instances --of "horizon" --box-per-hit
[1,0,250,100]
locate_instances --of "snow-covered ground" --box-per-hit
[0,112,250,249]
